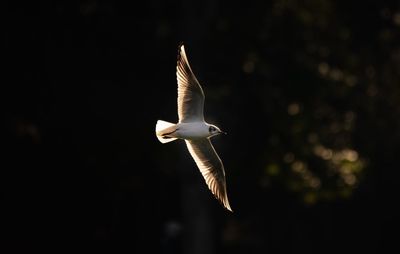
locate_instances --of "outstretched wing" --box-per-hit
[185,139,232,212]
[176,44,205,123]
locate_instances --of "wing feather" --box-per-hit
[176,45,205,122]
[185,139,232,212]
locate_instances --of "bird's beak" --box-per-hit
[220,130,227,135]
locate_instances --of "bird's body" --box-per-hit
[159,122,219,140]
[156,44,232,212]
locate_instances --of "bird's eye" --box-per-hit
[209,126,215,133]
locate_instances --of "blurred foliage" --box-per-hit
[188,0,400,206]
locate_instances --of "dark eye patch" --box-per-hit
[209,126,215,132]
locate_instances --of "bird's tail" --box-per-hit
[155,120,178,143]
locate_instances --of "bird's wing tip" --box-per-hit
[224,200,233,212]
[177,42,186,62]
[178,42,185,52]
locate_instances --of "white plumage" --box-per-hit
[155,44,232,212]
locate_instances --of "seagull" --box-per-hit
[155,44,232,212]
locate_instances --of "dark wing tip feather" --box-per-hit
[185,140,233,212]
[204,174,233,212]
[177,42,185,62]
[176,43,186,77]
[218,189,233,212]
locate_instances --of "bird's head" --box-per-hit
[208,124,227,137]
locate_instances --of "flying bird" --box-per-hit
[155,44,232,212]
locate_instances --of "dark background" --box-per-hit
[4,0,400,253]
